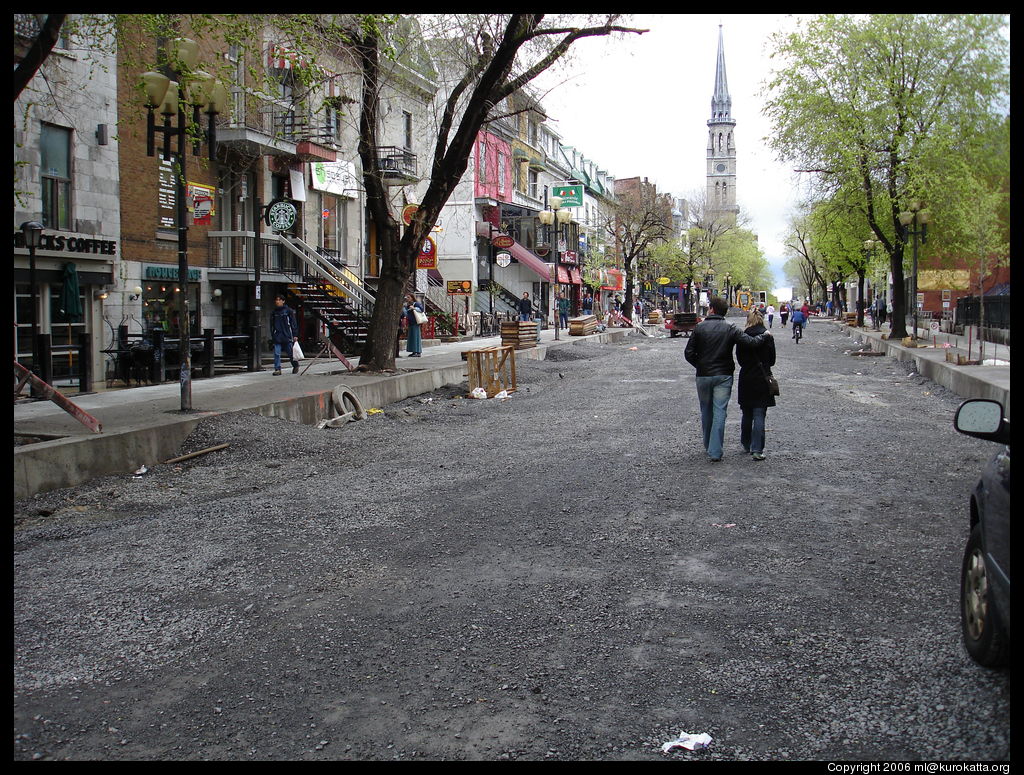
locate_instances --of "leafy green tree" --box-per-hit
[764,13,1009,339]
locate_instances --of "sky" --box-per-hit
[534,13,812,291]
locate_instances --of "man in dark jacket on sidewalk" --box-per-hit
[684,296,771,462]
[270,294,300,375]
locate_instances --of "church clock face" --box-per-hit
[716,163,727,173]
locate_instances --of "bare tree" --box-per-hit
[605,179,672,320]
[352,14,645,370]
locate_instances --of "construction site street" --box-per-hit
[13,315,1011,761]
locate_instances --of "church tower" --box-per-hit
[706,25,738,223]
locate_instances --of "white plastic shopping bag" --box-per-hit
[292,341,304,360]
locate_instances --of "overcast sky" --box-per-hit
[534,13,812,290]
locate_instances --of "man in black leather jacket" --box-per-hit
[684,297,771,461]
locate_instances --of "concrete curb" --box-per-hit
[832,321,1010,418]
[14,327,636,500]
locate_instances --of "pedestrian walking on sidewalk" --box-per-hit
[766,303,776,328]
[736,308,777,461]
[403,294,424,357]
[875,295,887,327]
[684,296,771,462]
[558,292,570,329]
[779,302,789,327]
[270,294,300,375]
[518,292,533,322]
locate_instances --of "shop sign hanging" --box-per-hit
[416,236,437,269]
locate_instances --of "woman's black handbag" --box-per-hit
[759,361,780,396]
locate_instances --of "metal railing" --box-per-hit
[375,146,417,178]
[217,97,338,147]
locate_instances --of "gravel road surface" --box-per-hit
[13,316,1011,761]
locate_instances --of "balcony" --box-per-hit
[217,97,337,161]
[375,146,418,184]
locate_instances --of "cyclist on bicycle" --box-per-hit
[790,306,805,342]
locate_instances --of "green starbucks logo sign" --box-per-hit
[266,199,298,231]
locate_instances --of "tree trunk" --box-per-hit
[887,248,908,339]
[856,270,866,327]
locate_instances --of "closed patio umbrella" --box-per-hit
[59,261,83,322]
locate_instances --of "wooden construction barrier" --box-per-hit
[466,345,517,398]
[500,320,538,349]
[568,315,598,336]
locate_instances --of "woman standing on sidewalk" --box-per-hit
[403,294,424,357]
[735,308,777,461]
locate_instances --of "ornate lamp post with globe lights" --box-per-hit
[898,202,930,341]
[140,38,227,410]
[538,193,572,340]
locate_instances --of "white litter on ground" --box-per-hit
[981,359,1010,366]
[661,731,713,752]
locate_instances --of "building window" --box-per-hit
[496,151,507,194]
[477,141,488,184]
[403,110,413,150]
[40,123,72,230]
[321,192,348,262]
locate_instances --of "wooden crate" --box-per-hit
[568,314,598,336]
[500,320,538,349]
[466,345,517,398]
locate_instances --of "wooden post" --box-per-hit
[77,332,93,394]
[204,328,216,378]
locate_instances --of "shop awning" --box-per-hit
[556,266,571,284]
[569,268,582,285]
[476,221,551,282]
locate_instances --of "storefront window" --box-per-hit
[48,285,87,381]
[142,282,200,336]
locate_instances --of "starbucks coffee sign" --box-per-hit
[265,198,298,231]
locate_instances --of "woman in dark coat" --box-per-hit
[735,308,777,461]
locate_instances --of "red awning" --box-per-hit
[475,221,551,281]
[569,268,582,285]
[556,266,571,284]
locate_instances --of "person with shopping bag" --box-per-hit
[403,294,425,357]
[270,294,301,375]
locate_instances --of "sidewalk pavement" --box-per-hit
[823,316,1010,418]
[13,324,636,499]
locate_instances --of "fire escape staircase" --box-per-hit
[274,234,375,355]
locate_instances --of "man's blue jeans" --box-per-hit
[695,375,733,460]
[273,341,297,371]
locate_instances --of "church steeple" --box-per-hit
[711,24,732,121]
[706,24,738,222]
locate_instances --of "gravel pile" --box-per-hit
[14,317,1010,761]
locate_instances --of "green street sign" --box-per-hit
[552,184,583,207]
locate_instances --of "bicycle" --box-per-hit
[792,321,803,343]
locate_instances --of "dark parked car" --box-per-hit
[953,399,1011,667]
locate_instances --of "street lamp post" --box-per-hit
[20,221,45,394]
[723,272,732,306]
[141,39,226,410]
[898,202,930,340]
[539,192,572,341]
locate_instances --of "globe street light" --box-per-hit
[539,192,573,340]
[140,38,226,410]
[898,202,930,341]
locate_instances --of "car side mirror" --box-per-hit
[954,399,1010,445]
